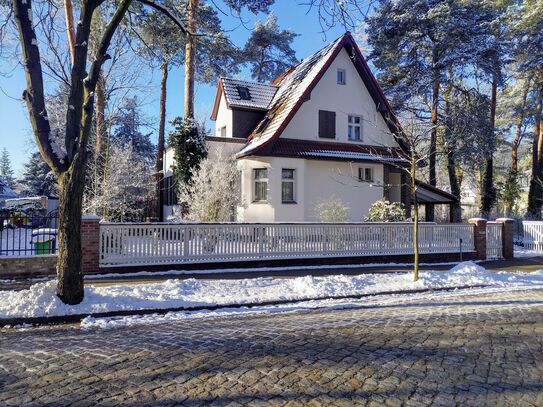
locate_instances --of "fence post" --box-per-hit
[468,218,487,261]
[496,218,514,260]
[81,215,101,274]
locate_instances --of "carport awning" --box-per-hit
[415,181,458,204]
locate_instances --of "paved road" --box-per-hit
[1,288,543,406]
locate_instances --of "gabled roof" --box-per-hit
[266,138,408,164]
[235,31,408,158]
[210,78,278,119]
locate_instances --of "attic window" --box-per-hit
[237,86,251,100]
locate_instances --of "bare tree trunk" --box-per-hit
[411,152,419,281]
[56,155,86,304]
[156,61,168,219]
[427,70,439,222]
[527,77,543,219]
[63,0,76,64]
[480,73,498,219]
[183,0,198,119]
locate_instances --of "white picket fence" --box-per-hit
[486,223,503,259]
[521,221,543,252]
[99,222,475,267]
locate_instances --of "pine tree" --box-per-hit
[0,148,15,189]
[110,97,155,161]
[18,152,58,197]
[243,14,298,83]
[168,117,207,194]
[367,0,500,221]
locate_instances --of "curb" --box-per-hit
[0,284,490,328]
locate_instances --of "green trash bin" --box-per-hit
[32,229,57,255]
[33,240,53,255]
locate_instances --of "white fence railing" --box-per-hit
[521,221,543,252]
[486,223,503,259]
[99,222,475,267]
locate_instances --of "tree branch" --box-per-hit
[136,0,191,35]
[13,0,68,172]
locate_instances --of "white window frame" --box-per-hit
[220,126,227,137]
[337,68,346,85]
[253,168,268,202]
[281,169,296,204]
[358,167,373,183]
[348,115,362,141]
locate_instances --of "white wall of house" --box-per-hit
[214,93,233,138]
[281,49,398,148]
[237,157,387,222]
[163,147,174,177]
[304,160,384,221]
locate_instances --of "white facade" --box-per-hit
[281,49,397,148]
[214,93,233,138]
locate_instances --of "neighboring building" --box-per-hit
[163,32,456,222]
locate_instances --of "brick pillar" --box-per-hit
[496,218,515,260]
[468,218,487,260]
[81,215,101,274]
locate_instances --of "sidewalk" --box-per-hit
[2,256,542,291]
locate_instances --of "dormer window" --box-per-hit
[337,68,346,85]
[237,86,251,100]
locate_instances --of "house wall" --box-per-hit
[303,160,384,221]
[238,157,386,222]
[281,49,398,148]
[214,93,233,138]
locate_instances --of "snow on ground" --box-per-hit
[514,245,542,258]
[2,261,543,323]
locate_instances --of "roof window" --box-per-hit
[237,86,251,100]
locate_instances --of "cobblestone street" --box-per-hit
[1,288,543,406]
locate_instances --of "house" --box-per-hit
[162,32,457,222]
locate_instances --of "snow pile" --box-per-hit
[2,261,543,320]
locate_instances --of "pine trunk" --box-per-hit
[411,153,419,282]
[427,71,439,222]
[444,77,461,222]
[512,79,531,173]
[156,61,168,219]
[183,0,198,119]
[480,73,498,219]
[527,79,543,219]
[63,0,76,64]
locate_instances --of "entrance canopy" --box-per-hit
[415,181,458,204]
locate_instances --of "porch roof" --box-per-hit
[415,181,458,204]
[258,138,408,164]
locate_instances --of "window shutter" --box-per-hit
[319,110,336,139]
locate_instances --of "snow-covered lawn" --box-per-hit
[2,262,543,323]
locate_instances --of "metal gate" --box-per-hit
[486,223,503,259]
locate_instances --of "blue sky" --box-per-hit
[0,1,362,175]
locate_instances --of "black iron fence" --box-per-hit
[0,213,59,256]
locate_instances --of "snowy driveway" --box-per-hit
[1,288,543,406]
